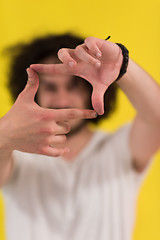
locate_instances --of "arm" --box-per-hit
[0,148,13,187]
[117,59,160,171]
[0,68,96,187]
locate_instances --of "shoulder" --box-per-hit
[93,122,132,150]
[3,151,55,189]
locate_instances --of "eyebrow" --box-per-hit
[40,78,57,85]
[39,76,77,86]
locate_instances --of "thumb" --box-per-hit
[23,68,39,102]
[91,84,107,115]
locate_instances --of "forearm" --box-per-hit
[0,148,14,187]
[0,118,14,187]
[117,59,160,126]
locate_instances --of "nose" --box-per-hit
[55,89,72,108]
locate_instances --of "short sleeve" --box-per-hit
[109,122,152,187]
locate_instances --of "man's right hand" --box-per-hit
[0,68,97,157]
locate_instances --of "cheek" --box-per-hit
[36,90,52,108]
[37,88,91,109]
[73,91,91,108]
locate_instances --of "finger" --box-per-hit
[37,121,70,136]
[40,146,70,157]
[55,121,71,134]
[48,134,67,144]
[22,68,39,102]
[84,37,104,58]
[75,44,101,68]
[30,63,75,76]
[58,48,77,67]
[91,84,107,115]
[48,108,97,121]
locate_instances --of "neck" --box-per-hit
[63,125,93,161]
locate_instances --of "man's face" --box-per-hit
[37,56,92,135]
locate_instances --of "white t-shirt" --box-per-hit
[2,124,147,240]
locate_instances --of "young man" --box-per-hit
[0,34,160,240]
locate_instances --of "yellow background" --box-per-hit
[0,0,160,239]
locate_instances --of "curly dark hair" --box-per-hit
[5,33,118,124]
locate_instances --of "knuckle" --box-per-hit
[62,135,67,142]
[85,37,94,44]
[41,148,48,155]
[59,135,67,143]
[75,45,82,55]
[57,121,71,133]
[39,112,54,122]
[64,123,71,133]
[39,113,48,121]
[37,146,47,155]
[91,58,97,65]
[53,152,61,157]
[39,127,54,135]
[17,91,25,101]
[67,111,77,119]
[37,146,62,157]
[58,48,64,58]
[43,137,50,145]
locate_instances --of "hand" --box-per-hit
[31,37,123,115]
[0,68,96,157]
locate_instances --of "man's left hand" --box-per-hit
[31,37,123,115]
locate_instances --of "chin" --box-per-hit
[67,120,88,137]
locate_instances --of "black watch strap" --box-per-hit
[105,36,129,81]
[115,43,129,81]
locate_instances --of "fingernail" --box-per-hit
[26,68,32,78]
[91,112,98,117]
[68,61,75,67]
[95,62,101,68]
[96,52,102,58]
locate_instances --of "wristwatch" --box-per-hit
[105,36,129,81]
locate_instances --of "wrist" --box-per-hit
[0,139,13,170]
[115,43,129,81]
[0,118,13,155]
[0,142,13,162]
[105,37,129,81]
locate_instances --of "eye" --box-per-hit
[67,81,79,91]
[42,82,57,92]
[67,77,83,91]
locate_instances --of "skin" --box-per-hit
[32,38,123,115]
[0,67,97,186]
[31,36,160,171]
[0,36,160,187]
[37,56,92,133]
[36,56,96,160]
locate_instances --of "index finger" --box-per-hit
[84,37,103,58]
[48,108,97,121]
[30,63,76,75]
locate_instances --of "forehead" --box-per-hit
[39,73,75,87]
[40,56,60,64]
